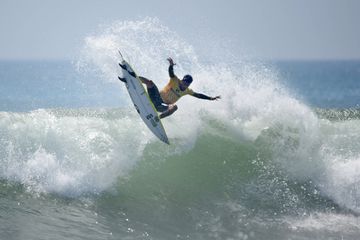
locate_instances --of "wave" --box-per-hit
[1,18,360,217]
[1,107,360,213]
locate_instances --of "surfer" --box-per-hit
[139,58,221,119]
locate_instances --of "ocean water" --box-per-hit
[1,18,360,240]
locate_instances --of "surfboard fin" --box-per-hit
[119,62,136,78]
[119,63,127,70]
[118,76,127,83]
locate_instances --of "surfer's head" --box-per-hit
[182,75,193,85]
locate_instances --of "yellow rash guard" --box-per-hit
[160,76,194,104]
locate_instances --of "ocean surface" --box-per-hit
[1,18,360,240]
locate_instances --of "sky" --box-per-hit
[0,0,359,60]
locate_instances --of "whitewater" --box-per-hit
[1,18,360,239]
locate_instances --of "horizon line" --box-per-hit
[0,57,360,62]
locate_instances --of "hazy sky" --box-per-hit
[1,0,359,60]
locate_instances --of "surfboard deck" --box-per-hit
[118,55,169,144]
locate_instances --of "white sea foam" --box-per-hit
[0,109,147,195]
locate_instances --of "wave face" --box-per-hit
[1,18,360,239]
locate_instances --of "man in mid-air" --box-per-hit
[139,58,221,119]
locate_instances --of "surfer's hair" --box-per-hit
[183,75,193,84]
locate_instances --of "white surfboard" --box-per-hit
[118,53,169,144]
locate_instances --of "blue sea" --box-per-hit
[1,19,360,240]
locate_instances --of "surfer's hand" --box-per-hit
[212,96,221,101]
[167,58,176,66]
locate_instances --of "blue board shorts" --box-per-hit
[147,85,169,112]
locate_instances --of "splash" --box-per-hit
[77,17,316,143]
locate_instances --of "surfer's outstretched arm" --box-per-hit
[192,92,221,101]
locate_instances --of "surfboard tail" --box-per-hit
[163,137,170,145]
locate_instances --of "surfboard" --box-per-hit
[118,52,169,144]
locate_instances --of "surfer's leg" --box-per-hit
[144,82,173,117]
[147,84,165,109]
[139,76,154,88]
[160,105,178,119]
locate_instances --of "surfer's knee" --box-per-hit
[145,80,155,89]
